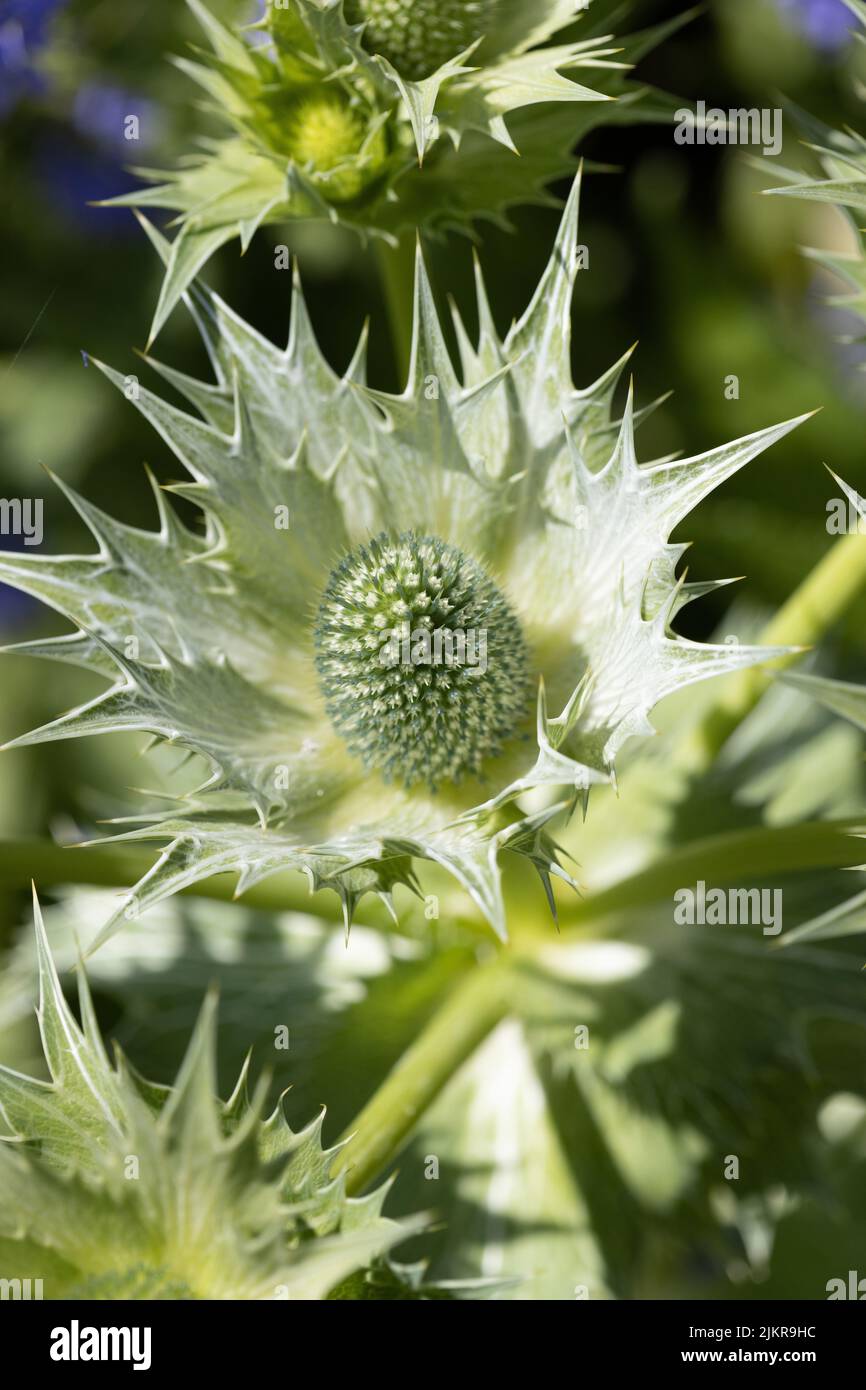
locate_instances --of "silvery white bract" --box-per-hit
[0,176,807,947]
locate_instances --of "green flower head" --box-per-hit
[101,0,686,341]
[0,176,807,946]
[346,0,495,80]
[313,530,530,787]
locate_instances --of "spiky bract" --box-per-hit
[0,895,409,1299]
[100,0,686,341]
[0,176,807,944]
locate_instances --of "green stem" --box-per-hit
[331,816,866,1192]
[375,232,416,385]
[333,957,512,1196]
[678,530,866,772]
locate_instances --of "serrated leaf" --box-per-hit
[0,894,420,1299]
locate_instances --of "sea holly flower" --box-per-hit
[0,176,808,946]
[101,0,687,341]
[0,892,417,1300]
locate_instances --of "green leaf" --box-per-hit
[781,672,866,734]
[388,914,866,1297]
[0,893,420,1299]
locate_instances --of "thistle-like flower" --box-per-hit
[102,0,684,340]
[0,892,413,1299]
[0,176,808,945]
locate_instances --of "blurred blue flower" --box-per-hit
[778,0,855,50]
[0,0,66,47]
[0,0,67,115]
[245,0,270,49]
[34,137,150,237]
[73,83,157,152]
[0,537,39,632]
